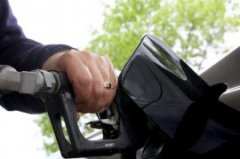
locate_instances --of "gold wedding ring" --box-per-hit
[103,81,112,89]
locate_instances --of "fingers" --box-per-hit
[58,50,117,113]
[42,49,118,113]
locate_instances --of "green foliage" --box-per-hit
[37,0,240,154]
[35,113,96,154]
[35,114,58,155]
[88,0,240,70]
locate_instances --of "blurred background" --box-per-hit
[1,0,240,158]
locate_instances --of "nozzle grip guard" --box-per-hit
[45,73,130,158]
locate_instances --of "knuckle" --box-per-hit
[81,50,91,54]
[104,56,111,64]
[101,55,108,60]
[95,54,107,61]
[98,56,106,63]
[65,50,77,58]
[81,51,94,59]
[82,75,93,86]
[83,52,97,64]
[61,51,76,63]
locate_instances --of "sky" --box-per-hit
[0,0,107,159]
[9,0,106,48]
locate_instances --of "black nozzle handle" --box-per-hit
[45,73,129,158]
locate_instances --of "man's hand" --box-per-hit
[42,50,117,113]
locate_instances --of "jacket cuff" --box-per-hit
[24,44,74,70]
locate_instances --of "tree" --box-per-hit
[88,0,240,70]
[36,0,240,154]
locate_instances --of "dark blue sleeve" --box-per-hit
[0,0,73,113]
